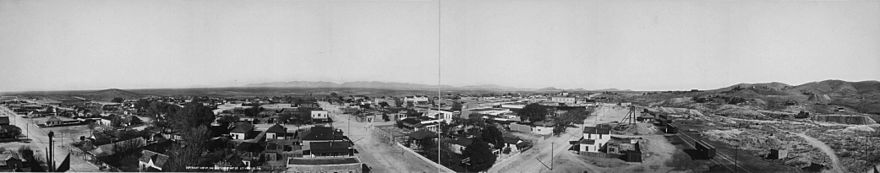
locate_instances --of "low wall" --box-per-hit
[393,142,456,173]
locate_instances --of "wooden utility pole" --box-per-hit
[48,131,55,172]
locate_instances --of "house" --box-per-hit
[532,121,555,135]
[508,123,532,133]
[265,124,287,140]
[578,139,598,153]
[605,138,642,162]
[138,150,169,171]
[428,109,455,123]
[310,110,329,121]
[448,138,473,155]
[301,126,346,145]
[406,129,437,150]
[502,138,523,154]
[230,123,255,140]
[0,151,22,171]
[581,124,612,153]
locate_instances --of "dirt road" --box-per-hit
[319,102,442,173]
[0,106,100,172]
[795,133,844,173]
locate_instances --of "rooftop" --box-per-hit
[288,157,360,165]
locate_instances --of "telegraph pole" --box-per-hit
[48,131,55,172]
[436,0,442,170]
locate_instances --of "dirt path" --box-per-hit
[795,133,844,173]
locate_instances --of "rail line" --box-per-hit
[676,132,753,173]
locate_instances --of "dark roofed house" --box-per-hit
[266,124,288,140]
[397,118,422,130]
[230,122,255,140]
[138,150,169,172]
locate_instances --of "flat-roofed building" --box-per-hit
[286,157,362,173]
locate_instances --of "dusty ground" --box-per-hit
[489,104,675,173]
[0,106,100,172]
[319,102,441,173]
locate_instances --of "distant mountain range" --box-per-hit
[244,81,647,92]
[245,81,533,91]
[712,80,880,96]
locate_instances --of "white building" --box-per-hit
[403,96,429,104]
[551,97,576,104]
[428,109,455,123]
[311,110,329,120]
[532,121,555,135]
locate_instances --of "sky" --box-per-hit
[1,0,878,92]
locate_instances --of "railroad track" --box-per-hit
[677,132,753,173]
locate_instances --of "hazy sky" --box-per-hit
[1,0,878,92]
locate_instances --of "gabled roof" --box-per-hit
[231,122,254,133]
[139,150,169,168]
[579,139,596,144]
[266,124,287,134]
[584,124,612,134]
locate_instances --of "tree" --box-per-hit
[382,113,390,122]
[378,102,390,108]
[168,102,216,131]
[18,146,44,172]
[461,139,496,172]
[165,125,210,171]
[481,126,504,149]
[406,102,414,108]
[552,124,567,136]
[217,116,240,127]
[557,109,589,126]
[517,103,548,122]
[111,97,124,103]
[243,106,263,117]
[0,125,22,139]
[452,102,463,111]
[394,98,404,107]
